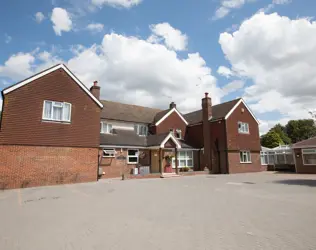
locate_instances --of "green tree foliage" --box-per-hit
[261,130,284,148]
[285,119,316,143]
[270,123,291,145]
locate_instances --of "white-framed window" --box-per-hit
[42,100,71,122]
[175,129,182,139]
[260,151,268,165]
[172,151,193,168]
[238,122,249,134]
[100,122,113,134]
[240,151,251,163]
[134,124,148,136]
[127,149,139,164]
[302,148,316,165]
[102,148,116,158]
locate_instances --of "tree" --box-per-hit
[261,130,284,148]
[270,123,291,145]
[285,119,316,143]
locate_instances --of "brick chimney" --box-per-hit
[202,92,212,171]
[169,102,176,109]
[90,81,100,100]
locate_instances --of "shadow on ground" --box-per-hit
[274,179,316,187]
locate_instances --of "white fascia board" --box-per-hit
[160,133,181,149]
[224,99,259,124]
[155,108,188,126]
[3,64,103,108]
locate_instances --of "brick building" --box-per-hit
[0,64,264,189]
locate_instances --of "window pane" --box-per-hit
[240,152,243,162]
[180,160,186,166]
[187,160,193,167]
[63,103,71,121]
[128,150,137,156]
[128,157,138,163]
[108,124,112,133]
[43,101,52,119]
[303,154,316,164]
[53,106,62,120]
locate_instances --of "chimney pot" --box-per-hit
[94,81,98,86]
[90,81,101,100]
[205,92,208,98]
[169,102,176,109]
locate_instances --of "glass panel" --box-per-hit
[187,160,193,167]
[180,160,186,167]
[187,151,193,159]
[53,106,62,120]
[303,154,316,164]
[240,151,243,162]
[43,101,52,119]
[129,157,138,163]
[63,103,71,121]
[108,124,112,133]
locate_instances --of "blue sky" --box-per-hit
[1,0,316,134]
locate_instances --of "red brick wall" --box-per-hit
[293,148,316,174]
[0,68,101,148]
[0,145,98,189]
[210,120,228,174]
[99,148,150,178]
[228,152,266,173]
[186,124,203,148]
[155,111,187,136]
[226,102,261,151]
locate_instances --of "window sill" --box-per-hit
[238,132,250,135]
[100,132,115,135]
[240,162,252,164]
[42,119,71,124]
[102,156,115,158]
[127,162,138,165]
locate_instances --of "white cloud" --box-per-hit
[273,0,291,4]
[51,8,72,36]
[35,12,45,23]
[4,34,12,44]
[213,0,256,20]
[86,23,104,33]
[91,0,142,8]
[219,12,316,133]
[217,66,235,78]
[222,80,245,95]
[260,0,291,13]
[67,33,220,112]
[148,23,188,51]
[0,31,220,113]
[0,53,35,80]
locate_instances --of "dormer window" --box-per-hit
[134,124,148,136]
[101,122,113,134]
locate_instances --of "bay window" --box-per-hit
[42,100,71,122]
[172,151,193,168]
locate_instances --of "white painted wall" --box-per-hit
[101,119,147,131]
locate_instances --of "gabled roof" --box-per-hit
[154,107,188,126]
[184,98,241,125]
[100,100,162,124]
[2,64,103,108]
[292,136,316,148]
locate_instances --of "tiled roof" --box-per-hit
[100,130,195,149]
[100,100,162,124]
[292,136,316,148]
[184,98,241,125]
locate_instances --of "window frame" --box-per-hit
[302,148,316,165]
[260,151,268,165]
[238,121,249,134]
[42,100,72,122]
[240,150,252,164]
[134,124,148,136]
[175,129,182,139]
[127,149,139,164]
[102,148,116,158]
[100,122,113,134]
[172,150,194,168]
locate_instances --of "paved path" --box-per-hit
[1,173,316,250]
